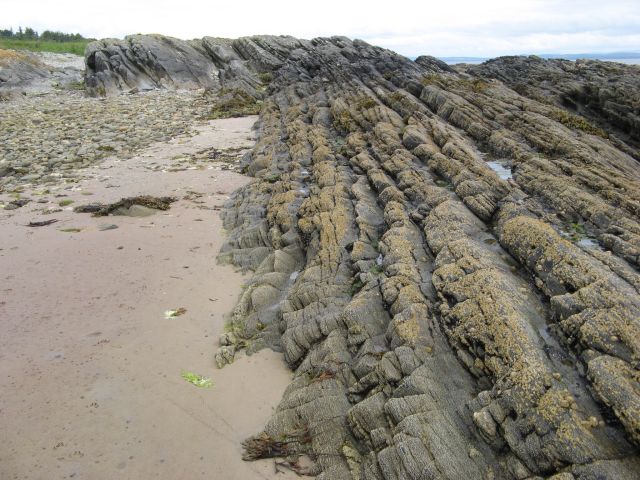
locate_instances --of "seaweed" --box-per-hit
[207,89,262,119]
[74,195,176,216]
[242,429,311,461]
[549,109,608,138]
[181,371,213,388]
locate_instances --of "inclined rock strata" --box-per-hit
[84,34,301,96]
[87,36,640,479]
[466,56,640,154]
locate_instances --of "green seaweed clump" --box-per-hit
[181,371,213,388]
[568,222,587,241]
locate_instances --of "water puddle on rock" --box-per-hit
[558,224,604,252]
[576,237,601,249]
[486,160,513,180]
[477,150,514,180]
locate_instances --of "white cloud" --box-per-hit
[2,0,639,57]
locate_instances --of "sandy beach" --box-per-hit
[0,116,298,479]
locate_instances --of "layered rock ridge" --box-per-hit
[466,56,640,154]
[87,36,640,479]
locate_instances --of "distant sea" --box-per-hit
[436,52,640,65]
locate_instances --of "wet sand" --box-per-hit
[0,116,298,479]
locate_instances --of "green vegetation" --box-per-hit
[207,89,262,119]
[350,277,365,296]
[549,109,608,138]
[1,27,88,42]
[181,371,214,388]
[0,39,90,55]
[222,316,250,348]
[333,110,354,133]
[58,199,74,207]
[568,222,587,242]
[66,81,86,91]
[466,78,490,93]
[355,96,378,110]
[258,72,273,84]
[388,91,406,103]
[264,172,281,183]
[421,74,489,93]
[0,27,93,55]
[164,307,187,318]
[421,74,443,87]
[369,264,384,275]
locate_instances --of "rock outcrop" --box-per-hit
[84,35,219,95]
[87,36,640,479]
[467,56,640,154]
[84,34,303,96]
[0,49,83,99]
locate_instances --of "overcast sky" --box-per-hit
[3,0,639,57]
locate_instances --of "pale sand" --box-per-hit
[0,116,299,479]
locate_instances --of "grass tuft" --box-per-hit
[0,39,90,56]
[568,222,587,242]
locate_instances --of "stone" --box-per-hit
[215,345,236,368]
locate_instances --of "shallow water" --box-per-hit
[487,160,513,180]
[440,56,640,65]
[577,237,601,249]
